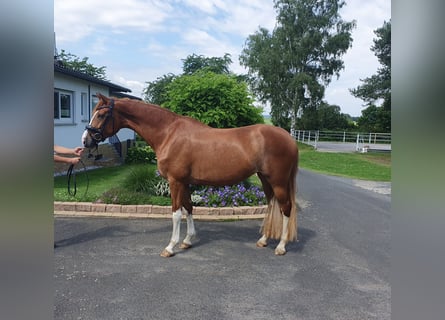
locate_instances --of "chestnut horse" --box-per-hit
[82,93,299,257]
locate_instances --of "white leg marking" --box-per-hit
[164,209,182,254]
[275,215,289,255]
[256,234,268,247]
[182,208,196,246]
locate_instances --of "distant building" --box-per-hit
[54,59,140,147]
[53,59,142,173]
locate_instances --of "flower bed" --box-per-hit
[192,184,266,207]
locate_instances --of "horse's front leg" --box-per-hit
[160,181,195,257]
[160,207,182,257]
[179,185,195,249]
[179,208,195,249]
[160,180,184,257]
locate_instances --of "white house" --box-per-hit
[54,60,138,149]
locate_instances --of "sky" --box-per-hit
[54,0,390,117]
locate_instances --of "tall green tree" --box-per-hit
[144,53,233,106]
[143,73,176,105]
[299,102,353,130]
[356,105,390,132]
[240,0,355,134]
[182,53,232,75]
[350,20,391,132]
[164,71,264,128]
[56,49,107,80]
[143,53,263,128]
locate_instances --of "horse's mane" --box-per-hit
[116,97,209,128]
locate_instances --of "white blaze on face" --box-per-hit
[81,130,88,146]
[82,110,99,146]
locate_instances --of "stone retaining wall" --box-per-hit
[54,202,267,220]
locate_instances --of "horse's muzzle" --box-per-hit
[82,129,97,149]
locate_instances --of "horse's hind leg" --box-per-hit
[259,179,293,255]
[275,214,290,255]
[256,173,274,248]
[180,187,195,249]
[274,187,292,255]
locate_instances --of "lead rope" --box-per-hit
[67,159,89,197]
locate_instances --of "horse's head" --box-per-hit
[82,93,117,149]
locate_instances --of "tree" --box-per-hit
[351,20,391,132]
[182,53,232,75]
[299,102,353,130]
[240,0,355,134]
[144,53,234,106]
[164,71,264,128]
[143,53,264,128]
[143,73,176,105]
[356,104,390,132]
[56,49,107,80]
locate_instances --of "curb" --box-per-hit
[54,202,267,220]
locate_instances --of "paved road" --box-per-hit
[306,141,391,153]
[54,169,390,320]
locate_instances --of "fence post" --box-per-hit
[356,134,360,151]
[314,130,318,149]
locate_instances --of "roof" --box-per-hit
[54,60,131,93]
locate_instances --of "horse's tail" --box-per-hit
[286,162,298,242]
[261,161,298,242]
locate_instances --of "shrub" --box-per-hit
[122,165,159,193]
[98,187,153,205]
[125,146,156,164]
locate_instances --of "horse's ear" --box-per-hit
[96,92,109,103]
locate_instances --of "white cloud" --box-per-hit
[55,0,171,43]
[55,0,390,116]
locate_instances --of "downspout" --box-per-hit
[88,84,91,120]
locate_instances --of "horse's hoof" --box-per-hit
[274,248,286,255]
[160,249,175,257]
[180,242,192,249]
[256,240,268,248]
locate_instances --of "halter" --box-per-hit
[85,99,115,142]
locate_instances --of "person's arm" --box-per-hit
[54,145,84,156]
[54,154,80,164]
[54,145,84,164]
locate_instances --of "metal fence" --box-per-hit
[294,130,391,152]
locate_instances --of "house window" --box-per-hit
[81,92,88,121]
[54,90,74,124]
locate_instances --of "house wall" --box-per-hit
[54,72,135,148]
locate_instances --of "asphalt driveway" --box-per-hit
[54,169,390,320]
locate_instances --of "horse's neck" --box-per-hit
[117,101,178,151]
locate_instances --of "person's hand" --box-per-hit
[69,157,81,165]
[73,147,84,157]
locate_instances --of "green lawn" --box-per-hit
[297,142,391,181]
[54,143,390,203]
[54,164,152,203]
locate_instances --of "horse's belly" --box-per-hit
[190,154,256,186]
